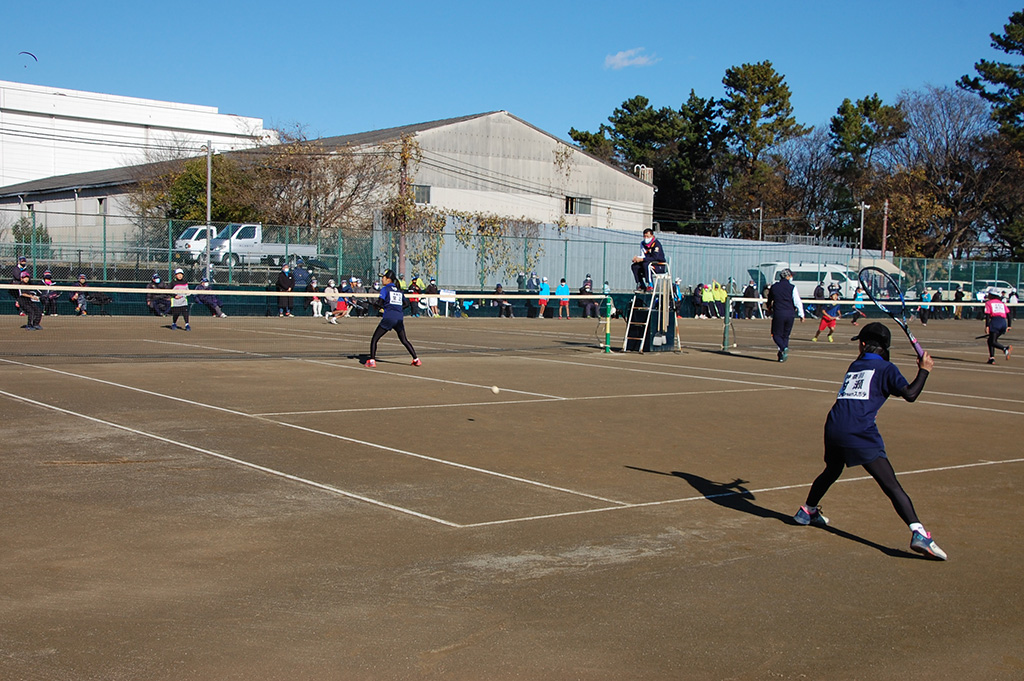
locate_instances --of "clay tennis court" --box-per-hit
[2,314,1021,680]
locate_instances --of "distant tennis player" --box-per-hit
[365,269,420,368]
[794,322,947,560]
[983,290,1012,364]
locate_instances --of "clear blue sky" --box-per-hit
[5,1,1022,142]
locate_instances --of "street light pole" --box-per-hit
[857,201,871,268]
[753,206,763,241]
[204,140,212,280]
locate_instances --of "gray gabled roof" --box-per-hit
[0,110,647,199]
[0,112,502,199]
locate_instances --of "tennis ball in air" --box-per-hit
[491,386,501,394]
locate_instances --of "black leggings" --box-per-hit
[806,455,919,525]
[171,307,190,324]
[370,320,417,360]
[988,321,1008,357]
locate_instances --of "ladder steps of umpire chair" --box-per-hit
[622,264,677,353]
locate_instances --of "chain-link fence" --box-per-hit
[2,206,1021,296]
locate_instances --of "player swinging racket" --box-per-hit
[365,269,421,368]
[793,322,947,560]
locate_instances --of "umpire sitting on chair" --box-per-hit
[631,228,665,292]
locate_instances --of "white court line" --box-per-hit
[458,456,1024,527]
[258,387,790,413]
[0,388,459,527]
[523,356,1024,413]
[608,355,1024,406]
[520,356,836,394]
[0,358,624,507]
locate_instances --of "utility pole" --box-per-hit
[857,201,871,268]
[880,199,889,261]
[204,140,213,280]
[752,206,763,241]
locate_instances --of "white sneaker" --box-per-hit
[329,317,337,324]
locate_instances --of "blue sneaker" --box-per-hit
[910,531,947,560]
[170,323,178,330]
[185,323,191,331]
[793,505,829,527]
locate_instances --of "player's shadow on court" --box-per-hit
[625,467,919,559]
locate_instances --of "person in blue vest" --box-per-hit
[631,228,666,292]
[765,268,804,362]
[793,322,946,560]
[365,269,420,368]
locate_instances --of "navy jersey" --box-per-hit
[824,353,909,450]
[641,237,665,264]
[379,282,405,317]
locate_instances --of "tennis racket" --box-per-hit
[857,267,925,358]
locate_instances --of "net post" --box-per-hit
[722,295,731,352]
[604,295,612,353]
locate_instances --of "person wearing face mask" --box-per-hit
[630,228,665,292]
[276,264,295,317]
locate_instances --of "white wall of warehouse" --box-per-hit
[0,80,275,187]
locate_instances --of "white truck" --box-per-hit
[207,223,317,266]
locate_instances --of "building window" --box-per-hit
[97,197,106,214]
[413,185,431,204]
[564,196,592,215]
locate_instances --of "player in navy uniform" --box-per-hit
[365,269,420,368]
[793,322,947,560]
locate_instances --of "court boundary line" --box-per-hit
[457,456,1024,527]
[0,357,628,509]
[0,387,461,527]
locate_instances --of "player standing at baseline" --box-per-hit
[365,269,420,368]
[793,322,947,560]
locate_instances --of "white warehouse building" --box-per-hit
[0,79,274,187]
[0,110,654,247]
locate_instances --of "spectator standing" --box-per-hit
[713,281,727,318]
[538,277,550,318]
[424,278,440,317]
[1006,288,1017,330]
[292,259,310,292]
[918,290,931,326]
[276,264,295,317]
[743,281,758,319]
[556,278,570,319]
[953,286,966,320]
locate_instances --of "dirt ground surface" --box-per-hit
[2,312,1022,680]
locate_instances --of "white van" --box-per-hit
[173,225,217,262]
[749,262,858,299]
[972,279,1015,302]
